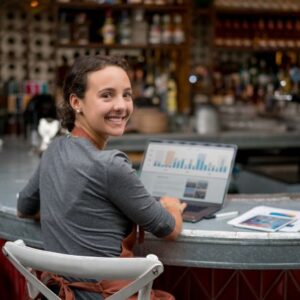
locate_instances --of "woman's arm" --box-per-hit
[107,152,186,239]
[159,197,186,240]
[17,165,41,220]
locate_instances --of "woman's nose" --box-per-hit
[113,96,127,110]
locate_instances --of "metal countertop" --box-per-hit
[1,135,300,269]
[1,194,300,269]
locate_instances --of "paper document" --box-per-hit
[228,206,300,232]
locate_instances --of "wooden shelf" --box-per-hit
[214,44,300,52]
[56,1,188,11]
[58,42,186,50]
[215,6,300,16]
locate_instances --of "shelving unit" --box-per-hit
[212,0,300,52]
[54,0,192,113]
[0,3,56,135]
[2,0,300,135]
[189,0,300,110]
[0,0,193,135]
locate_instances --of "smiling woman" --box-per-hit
[17,55,186,300]
[58,55,133,148]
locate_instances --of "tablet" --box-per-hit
[234,214,296,232]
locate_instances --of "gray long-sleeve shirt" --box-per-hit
[18,134,175,299]
[18,134,175,256]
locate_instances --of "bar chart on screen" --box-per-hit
[153,150,228,173]
[143,143,234,178]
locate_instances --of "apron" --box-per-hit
[39,226,174,300]
[31,127,175,300]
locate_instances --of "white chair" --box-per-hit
[2,240,164,300]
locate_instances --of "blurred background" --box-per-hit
[1,0,300,193]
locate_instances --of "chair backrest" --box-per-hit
[2,240,164,300]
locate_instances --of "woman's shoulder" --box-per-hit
[101,149,129,164]
[46,135,130,166]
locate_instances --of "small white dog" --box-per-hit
[38,118,60,153]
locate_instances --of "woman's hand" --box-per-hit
[160,196,187,214]
[159,196,187,240]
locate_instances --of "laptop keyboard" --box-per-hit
[185,205,206,213]
[154,197,207,213]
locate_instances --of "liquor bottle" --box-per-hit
[118,11,131,45]
[173,14,185,44]
[101,10,116,45]
[285,20,295,48]
[131,9,148,45]
[161,14,172,44]
[149,14,161,44]
[267,19,276,48]
[73,13,89,45]
[144,51,156,101]
[132,63,145,98]
[257,18,267,48]
[58,13,71,44]
[166,61,178,114]
[241,20,251,47]
[276,19,285,48]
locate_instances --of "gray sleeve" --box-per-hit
[17,164,40,215]
[106,152,175,238]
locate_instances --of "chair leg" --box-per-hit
[137,281,153,300]
[26,269,40,299]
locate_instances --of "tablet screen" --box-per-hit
[239,214,295,232]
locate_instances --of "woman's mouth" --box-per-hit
[105,115,128,124]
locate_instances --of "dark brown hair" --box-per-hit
[58,55,131,131]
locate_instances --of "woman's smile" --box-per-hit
[104,114,129,124]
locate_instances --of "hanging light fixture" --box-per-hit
[30,1,40,9]
[1,0,52,13]
[27,0,52,14]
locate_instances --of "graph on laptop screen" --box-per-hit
[140,142,236,205]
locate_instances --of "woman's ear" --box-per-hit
[69,94,81,113]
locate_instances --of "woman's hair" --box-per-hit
[58,55,131,131]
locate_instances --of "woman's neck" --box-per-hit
[71,125,107,150]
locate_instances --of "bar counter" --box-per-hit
[1,193,300,270]
[1,194,300,299]
[2,133,300,299]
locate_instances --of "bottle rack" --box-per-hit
[213,0,300,51]
[189,0,300,108]
[55,0,192,113]
[3,0,300,132]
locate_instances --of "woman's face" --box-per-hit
[77,66,133,141]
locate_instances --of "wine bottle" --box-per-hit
[173,14,185,44]
[149,14,161,44]
[131,9,148,45]
[58,13,71,44]
[101,10,116,45]
[118,10,131,45]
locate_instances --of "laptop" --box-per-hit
[139,140,237,223]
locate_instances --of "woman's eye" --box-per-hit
[124,92,132,99]
[101,92,112,98]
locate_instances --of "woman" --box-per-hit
[17,55,186,299]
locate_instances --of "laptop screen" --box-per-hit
[139,140,237,206]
